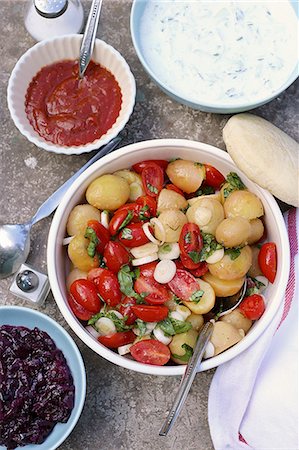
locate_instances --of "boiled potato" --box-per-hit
[188,191,222,205]
[86,174,130,210]
[154,208,187,242]
[186,198,224,235]
[208,245,252,280]
[169,329,198,364]
[113,169,145,201]
[210,321,244,355]
[183,279,215,314]
[186,313,204,331]
[202,272,245,297]
[224,190,264,220]
[247,245,263,277]
[166,160,205,194]
[66,268,88,291]
[68,235,99,272]
[157,189,188,212]
[215,216,251,248]
[220,307,252,333]
[66,204,101,236]
[247,218,264,245]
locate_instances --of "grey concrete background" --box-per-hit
[0,1,298,449]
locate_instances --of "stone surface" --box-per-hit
[0,1,298,449]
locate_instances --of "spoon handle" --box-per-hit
[30,137,121,226]
[79,0,103,78]
[159,321,214,436]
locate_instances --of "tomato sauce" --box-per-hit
[25,60,122,146]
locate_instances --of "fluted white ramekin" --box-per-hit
[7,35,136,155]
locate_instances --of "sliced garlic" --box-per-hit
[63,236,74,245]
[158,242,180,260]
[130,242,159,259]
[142,222,161,245]
[175,305,191,320]
[169,311,185,322]
[100,210,109,229]
[154,259,176,284]
[85,325,100,339]
[153,327,173,345]
[132,253,158,266]
[95,317,116,336]
[206,248,224,264]
[118,343,133,356]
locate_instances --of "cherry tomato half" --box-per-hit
[204,164,226,189]
[239,294,265,320]
[130,339,170,365]
[86,220,110,254]
[109,209,135,236]
[132,160,168,174]
[134,275,170,304]
[118,222,150,248]
[258,242,277,283]
[179,223,203,270]
[138,261,158,278]
[69,279,101,313]
[168,269,201,302]
[189,261,209,277]
[91,268,122,307]
[131,305,169,322]
[98,331,136,348]
[141,163,164,198]
[68,294,93,321]
[166,184,184,196]
[119,297,137,325]
[136,195,157,218]
[103,241,131,273]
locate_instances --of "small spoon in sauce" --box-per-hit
[79,0,103,78]
[159,280,247,436]
[0,137,121,279]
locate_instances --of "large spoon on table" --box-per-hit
[159,280,248,436]
[0,137,121,280]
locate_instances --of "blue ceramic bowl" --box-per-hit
[130,0,298,114]
[0,306,86,450]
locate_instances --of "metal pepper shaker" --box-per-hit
[24,0,84,41]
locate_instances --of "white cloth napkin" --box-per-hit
[208,208,298,450]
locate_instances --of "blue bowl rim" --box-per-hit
[130,0,299,111]
[0,305,86,450]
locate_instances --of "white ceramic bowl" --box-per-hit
[7,35,136,155]
[0,305,86,449]
[47,139,290,375]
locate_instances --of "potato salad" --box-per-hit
[65,159,277,366]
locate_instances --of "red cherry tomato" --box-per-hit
[258,242,277,283]
[86,220,110,254]
[141,163,164,197]
[98,331,136,349]
[138,261,158,278]
[179,223,203,269]
[68,294,93,321]
[132,160,168,174]
[118,222,150,248]
[103,241,130,273]
[119,297,137,325]
[87,267,104,285]
[168,269,201,302]
[134,275,170,304]
[136,195,157,218]
[69,279,101,313]
[109,209,134,236]
[175,260,185,270]
[130,339,170,365]
[131,305,169,322]
[189,261,209,277]
[204,164,226,189]
[93,269,122,307]
[239,294,265,320]
[166,184,184,196]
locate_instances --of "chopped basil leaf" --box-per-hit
[184,231,192,244]
[223,172,246,198]
[135,319,147,336]
[194,162,203,167]
[170,318,192,334]
[159,243,171,253]
[84,227,99,258]
[118,265,138,298]
[199,233,223,262]
[169,157,181,162]
[159,318,175,336]
[88,311,131,331]
[87,311,103,325]
[139,205,149,220]
[121,227,133,240]
[188,251,201,263]
[194,185,215,196]
[190,290,204,303]
[136,292,148,304]
[246,276,265,296]
[172,343,193,362]
[147,183,158,194]
[225,248,241,260]
[119,210,134,230]
[134,267,140,279]
[173,294,182,304]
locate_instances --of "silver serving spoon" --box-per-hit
[159,280,248,436]
[0,137,121,279]
[79,0,103,78]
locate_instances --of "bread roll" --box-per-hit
[223,113,299,207]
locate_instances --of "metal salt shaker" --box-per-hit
[24,0,84,41]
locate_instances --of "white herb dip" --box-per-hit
[140,0,298,105]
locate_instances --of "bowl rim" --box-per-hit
[130,0,298,111]
[0,305,86,450]
[7,34,136,155]
[47,138,290,376]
